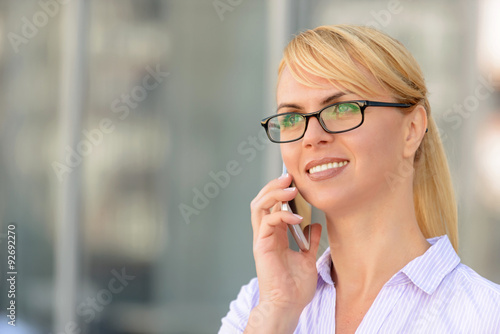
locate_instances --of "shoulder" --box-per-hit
[436,262,500,329]
[219,278,260,333]
[399,235,500,331]
[451,263,500,299]
[414,234,500,304]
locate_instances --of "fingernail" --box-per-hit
[278,173,289,179]
[293,214,303,220]
[284,187,296,191]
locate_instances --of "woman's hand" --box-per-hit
[245,173,322,333]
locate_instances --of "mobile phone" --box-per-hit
[281,163,311,251]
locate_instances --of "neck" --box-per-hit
[324,186,430,298]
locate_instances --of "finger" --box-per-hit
[253,210,303,248]
[252,204,287,245]
[252,174,293,209]
[253,210,303,245]
[251,187,298,233]
[269,202,281,214]
[261,210,304,228]
[257,211,304,241]
[251,187,298,214]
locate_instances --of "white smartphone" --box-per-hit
[281,162,311,251]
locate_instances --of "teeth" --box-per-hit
[308,161,348,174]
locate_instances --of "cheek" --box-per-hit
[349,119,404,177]
[281,143,301,175]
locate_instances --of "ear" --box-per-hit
[403,105,427,159]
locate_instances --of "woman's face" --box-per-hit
[277,67,411,214]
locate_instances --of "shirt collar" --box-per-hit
[315,234,461,294]
[317,246,335,285]
[395,234,461,294]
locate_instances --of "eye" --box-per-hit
[322,103,360,121]
[281,113,303,128]
[337,102,360,114]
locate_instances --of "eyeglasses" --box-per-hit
[260,100,413,143]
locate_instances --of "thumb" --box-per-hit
[307,223,322,256]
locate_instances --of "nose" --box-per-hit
[302,116,334,148]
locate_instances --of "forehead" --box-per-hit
[276,65,391,108]
[276,67,345,105]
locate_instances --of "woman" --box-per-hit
[220,25,500,333]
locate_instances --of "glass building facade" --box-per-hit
[0,0,498,333]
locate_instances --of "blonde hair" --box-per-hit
[279,25,458,252]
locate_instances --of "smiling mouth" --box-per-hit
[308,161,349,174]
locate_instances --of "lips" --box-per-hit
[308,161,349,174]
[305,157,349,173]
[305,157,349,180]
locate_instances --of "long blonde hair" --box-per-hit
[278,25,458,252]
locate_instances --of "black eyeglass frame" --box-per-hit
[260,100,414,143]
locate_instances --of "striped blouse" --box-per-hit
[219,235,500,333]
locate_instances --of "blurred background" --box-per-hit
[0,0,499,333]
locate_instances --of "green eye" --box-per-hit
[322,103,359,121]
[338,103,360,114]
[281,113,303,128]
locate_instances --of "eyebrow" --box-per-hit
[276,91,350,112]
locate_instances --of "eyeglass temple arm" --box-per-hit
[364,101,413,108]
[364,101,427,132]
